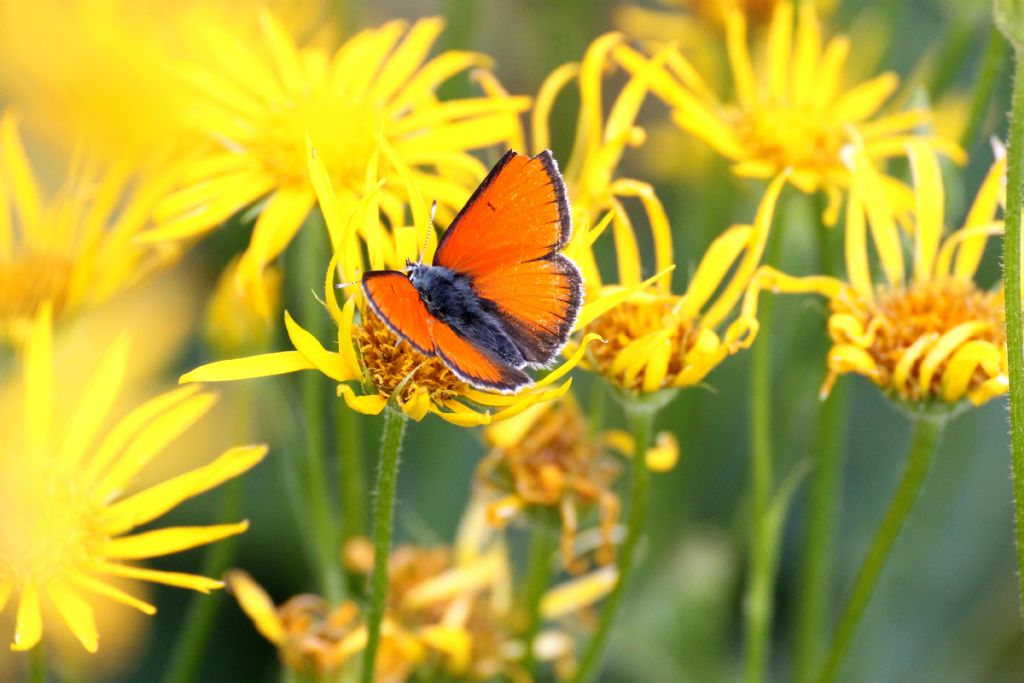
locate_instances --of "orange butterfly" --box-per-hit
[362,150,582,392]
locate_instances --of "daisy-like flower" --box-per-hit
[0,110,180,343]
[614,0,965,225]
[231,501,616,682]
[0,304,266,652]
[141,10,529,316]
[0,0,328,164]
[740,143,1006,407]
[478,397,678,572]
[580,171,787,396]
[180,139,600,426]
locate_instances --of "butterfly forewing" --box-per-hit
[362,271,435,355]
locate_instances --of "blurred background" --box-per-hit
[0,0,1019,682]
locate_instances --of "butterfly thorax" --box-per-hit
[406,263,525,369]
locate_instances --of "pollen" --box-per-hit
[831,279,1005,403]
[357,310,467,404]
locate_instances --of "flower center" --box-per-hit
[258,91,381,188]
[0,460,100,584]
[585,297,696,391]
[357,310,468,404]
[0,252,73,323]
[734,105,842,178]
[834,279,1005,401]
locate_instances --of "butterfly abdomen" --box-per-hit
[410,264,526,369]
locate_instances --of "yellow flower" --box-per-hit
[203,256,283,357]
[478,397,678,572]
[614,0,965,225]
[0,304,266,653]
[0,0,328,164]
[616,0,837,41]
[180,139,598,426]
[740,143,1007,406]
[0,110,181,343]
[233,501,615,682]
[579,171,787,395]
[141,11,529,316]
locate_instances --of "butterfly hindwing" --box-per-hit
[361,271,435,355]
[428,315,531,392]
[433,150,580,365]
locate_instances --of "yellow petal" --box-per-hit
[24,302,54,458]
[767,0,793,103]
[95,562,224,593]
[845,164,873,300]
[942,340,1002,403]
[831,73,898,123]
[369,17,444,102]
[541,566,617,620]
[284,311,351,381]
[725,8,755,109]
[226,571,285,645]
[11,583,43,652]
[892,333,939,395]
[918,322,992,395]
[533,62,579,153]
[1,111,42,229]
[180,351,316,383]
[575,269,674,331]
[908,142,944,284]
[956,154,1007,279]
[432,403,492,427]
[401,387,432,421]
[101,446,267,535]
[339,385,388,415]
[48,583,98,653]
[608,179,673,288]
[69,574,155,616]
[679,225,752,319]
[104,522,249,560]
[419,625,471,673]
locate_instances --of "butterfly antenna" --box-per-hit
[416,200,438,265]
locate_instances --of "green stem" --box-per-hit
[744,218,782,683]
[360,408,408,683]
[961,28,1009,150]
[292,217,344,602]
[161,479,244,683]
[569,404,653,683]
[28,643,45,683]
[815,415,945,683]
[794,204,848,683]
[1004,44,1024,629]
[521,525,558,675]
[339,402,367,544]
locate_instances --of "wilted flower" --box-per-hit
[478,397,678,572]
[740,143,1007,406]
[0,304,266,653]
[615,0,964,225]
[142,11,529,316]
[0,110,180,343]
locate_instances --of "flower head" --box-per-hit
[741,143,1007,407]
[142,11,529,316]
[0,304,266,652]
[579,173,787,395]
[181,140,598,426]
[478,397,678,572]
[0,111,180,343]
[614,1,964,225]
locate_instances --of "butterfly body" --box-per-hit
[361,149,582,392]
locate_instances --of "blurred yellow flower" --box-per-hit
[233,501,615,682]
[0,110,181,343]
[0,0,329,164]
[0,304,266,653]
[142,11,529,316]
[180,140,597,426]
[741,144,1007,406]
[203,257,283,358]
[615,1,965,225]
[579,172,787,395]
[479,397,678,572]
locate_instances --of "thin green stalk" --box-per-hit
[1002,37,1024,626]
[569,404,653,683]
[29,644,45,683]
[961,28,1008,150]
[815,415,945,683]
[339,403,367,543]
[744,214,783,683]
[794,204,848,683]
[521,525,558,675]
[161,479,244,683]
[361,408,408,683]
[292,217,344,602]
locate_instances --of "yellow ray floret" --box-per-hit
[0,304,265,652]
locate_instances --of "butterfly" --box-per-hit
[361,149,583,392]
